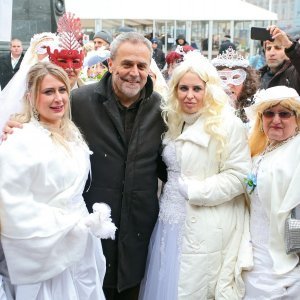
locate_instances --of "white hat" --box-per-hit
[245,86,300,120]
[253,86,300,105]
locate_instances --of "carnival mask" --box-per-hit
[218,69,247,86]
[47,48,84,70]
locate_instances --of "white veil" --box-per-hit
[0,32,59,131]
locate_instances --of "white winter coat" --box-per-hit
[176,111,253,299]
[254,134,300,275]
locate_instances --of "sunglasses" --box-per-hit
[262,110,296,119]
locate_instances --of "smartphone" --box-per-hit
[250,27,274,41]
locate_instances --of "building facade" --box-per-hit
[246,0,300,37]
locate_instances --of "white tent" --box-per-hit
[65,0,277,58]
[65,0,277,21]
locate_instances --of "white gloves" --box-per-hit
[178,176,188,200]
[81,203,117,240]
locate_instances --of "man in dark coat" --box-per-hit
[219,34,236,54]
[260,25,300,94]
[71,32,166,300]
[151,38,165,70]
[0,39,24,90]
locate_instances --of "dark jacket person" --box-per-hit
[71,32,166,299]
[0,39,24,89]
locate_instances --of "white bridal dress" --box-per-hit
[139,140,186,300]
[0,120,108,300]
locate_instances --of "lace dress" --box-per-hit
[139,140,186,300]
[243,156,300,300]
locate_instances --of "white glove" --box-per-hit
[81,203,117,239]
[178,176,188,200]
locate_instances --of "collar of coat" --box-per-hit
[260,59,291,75]
[94,71,154,102]
[176,117,211,148]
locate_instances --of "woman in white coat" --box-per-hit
[243,86,300,299]
[0,62,116,300]
[139,52,252,300]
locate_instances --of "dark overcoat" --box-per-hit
[0,53,24,89]
[71,72,166,292]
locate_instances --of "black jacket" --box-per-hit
[219,40,236,54]
[152,48,166,70]
[260,41,300,95]
[71,72,166,291]
[0,53,24,89]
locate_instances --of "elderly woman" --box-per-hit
[212,47,260,124]
[243,86,300,299]
[0,62,116,300]
[139,52,252,300]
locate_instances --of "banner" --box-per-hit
[0,0,13,41]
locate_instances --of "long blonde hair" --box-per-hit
[249,98,300,157]
[13,62,85,149]
[161,52,228,154]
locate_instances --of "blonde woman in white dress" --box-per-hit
[0,62,116,300]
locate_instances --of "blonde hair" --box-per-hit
[13,62,85,149]
[162,53,228,154]
[249,98,300,157]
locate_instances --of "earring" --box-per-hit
[32,107,40,121]
[260,124,264,132]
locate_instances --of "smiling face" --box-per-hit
[177,71,206,114]
[35,74,69,128]
[262,103,298,143]
[109,41,151,106]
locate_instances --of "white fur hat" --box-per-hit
[245,86,300,120]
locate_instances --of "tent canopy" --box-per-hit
[65,0,277,21]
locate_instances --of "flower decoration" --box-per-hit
[244,173,257,194]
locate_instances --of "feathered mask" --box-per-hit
[47,12,84,70]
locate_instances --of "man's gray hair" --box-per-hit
[110,32,152,60]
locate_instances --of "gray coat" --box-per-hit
[71,72,166,291]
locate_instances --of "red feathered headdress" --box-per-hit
[47,12,84,70]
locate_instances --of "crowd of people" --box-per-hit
[0,13,300,299]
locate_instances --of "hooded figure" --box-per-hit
[176,34,188,46]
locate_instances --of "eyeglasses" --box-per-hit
[262,110,296,119]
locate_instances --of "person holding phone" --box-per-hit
[259,25,300,95]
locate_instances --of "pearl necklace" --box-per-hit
[262,132,299,155]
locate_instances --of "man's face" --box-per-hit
[265,41,288,72]
[94,38,109,50]
[10,40,23,58]
[109,41,151,105]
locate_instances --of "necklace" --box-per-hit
[262,132,299,156]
